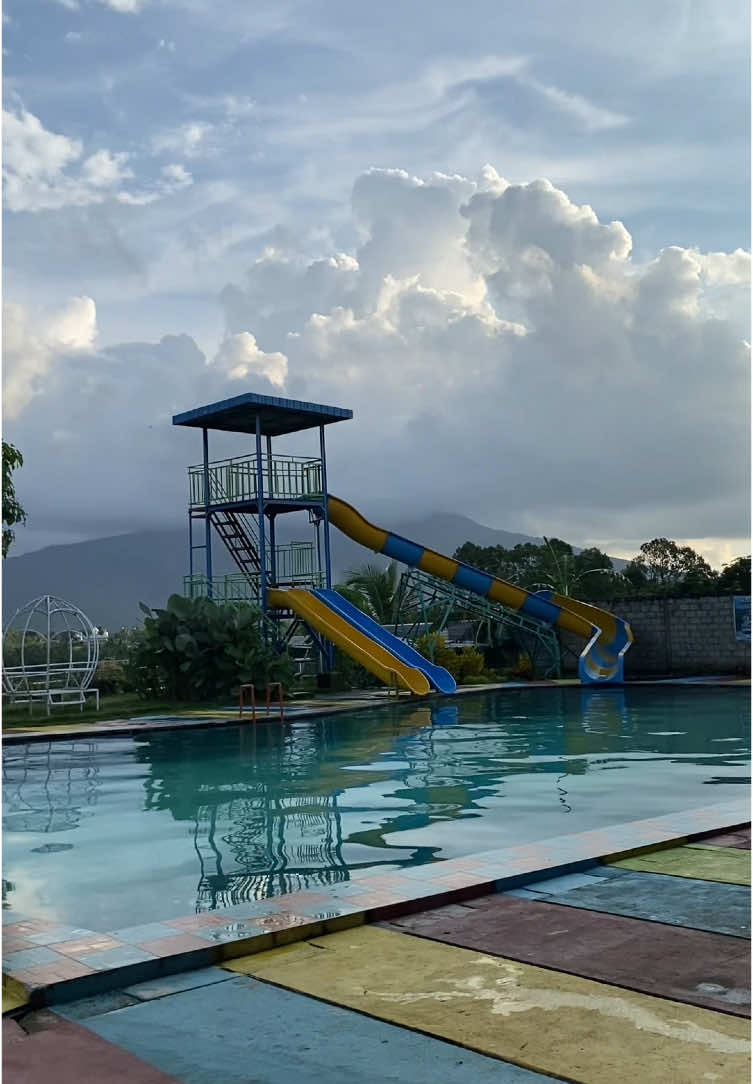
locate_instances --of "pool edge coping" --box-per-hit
[3,677,748,745]
[4,798,749,1011]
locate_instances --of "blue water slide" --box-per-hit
[313,589,457,694]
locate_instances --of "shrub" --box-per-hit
[415,633,486,683]
[94,659,130,696]
[129,595,295,701]
[454,646,485,683]
[510,651,534,680]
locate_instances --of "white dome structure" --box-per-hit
[2,595,100,714]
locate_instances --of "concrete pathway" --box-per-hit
[80,973,557,1084]
[506,865,751,937]
[224,926,750,1084]
[380,894,750,1015]
[4,818,749,1082]
[606,842,750,885]
[3,1015,179,1083]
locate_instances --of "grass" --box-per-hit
[1,681,332,730]
[2,693,232,729]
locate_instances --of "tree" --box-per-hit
[341,561,401,624]
[623,538,716,595]
[717,556,751,595]
[130,595,294,700]
[2,441,26,558]
[453,537,620,601]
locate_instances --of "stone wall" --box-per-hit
[560,595,750,676]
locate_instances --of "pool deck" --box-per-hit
[3,800,750,1082]
[3,674,748,746]
[3,680,750,1081]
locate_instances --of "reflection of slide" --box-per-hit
[268,588,432,696]
[327,496,633,685]
[314,588,456,694]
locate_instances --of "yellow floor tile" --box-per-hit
[608,843,750,885]
[228,926,749,1084]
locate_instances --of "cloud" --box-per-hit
[5,166,750,557]
[213,332,288,387]
[96,0,145,11]
[2,107,192,212]
[151,123,209,158]
[3,296,97,419]
[521,76,630,131]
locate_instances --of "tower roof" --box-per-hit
[172,392,352,437]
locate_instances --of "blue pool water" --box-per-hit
[2,686,749,931]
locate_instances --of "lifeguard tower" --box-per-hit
[173,392,352,670]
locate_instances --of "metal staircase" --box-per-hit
[209,508,261,580]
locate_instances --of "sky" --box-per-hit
[2,0,750,567]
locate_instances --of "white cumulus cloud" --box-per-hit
[3,296,97,419]
[5,166,750,557]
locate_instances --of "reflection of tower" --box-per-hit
[2,741,102,835]
[192,790,347,910]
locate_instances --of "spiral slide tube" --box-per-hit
[327,496,633,684]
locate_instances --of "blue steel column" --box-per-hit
[255,415,268,617]
[202,427,213,598]
[319,424,334,672]
[188,513,194,579]
[266,434,277,585]
[319,425,332,590]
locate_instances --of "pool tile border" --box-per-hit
[3,797,748,1010]
[10,676,744,745]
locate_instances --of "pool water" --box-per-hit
[2,686,749,931]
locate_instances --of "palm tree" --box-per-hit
[339,561,401,624]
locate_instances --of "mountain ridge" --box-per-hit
[3,513,615,629]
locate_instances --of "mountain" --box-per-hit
[3,513,544,630]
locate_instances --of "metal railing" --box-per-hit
[189,454,323,508]
[275,543,324,586]
[184,574,259,603]
[184,541,322,601]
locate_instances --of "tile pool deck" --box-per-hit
[3,801,750,1081]
[3,683,750,1081]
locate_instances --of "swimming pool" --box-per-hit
[2,686,749,931]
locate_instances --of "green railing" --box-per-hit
[184,542,322,600]
[189,454,322,508]
[184,574,259,603]
[275,542,323,586]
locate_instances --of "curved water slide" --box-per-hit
[327,496,633,684]
[313,588,456,694]
[268,588,447,696]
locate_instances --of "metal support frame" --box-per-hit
[255,415,267,619]
[202,428,213,596]
[395,568,561,679]
[318,424,334,671]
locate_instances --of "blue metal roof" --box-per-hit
[172,392,353,437]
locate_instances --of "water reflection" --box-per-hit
[2,740,102,834]
[2,687,749,923]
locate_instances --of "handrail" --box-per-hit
[188,453,322,507]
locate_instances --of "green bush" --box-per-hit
[129,595,295,701]
[415,633,486,683]
[509,651,534,680]
[94,659,130,696]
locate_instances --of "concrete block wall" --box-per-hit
[560,595,750,676]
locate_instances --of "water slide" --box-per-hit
[327,496,633,685]
[267,588,438,696]
[313,588,456,694]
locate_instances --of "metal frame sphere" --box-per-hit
[2,595,100,710]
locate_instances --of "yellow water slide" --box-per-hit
[268,588,431,696]
[327,496,633,684]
